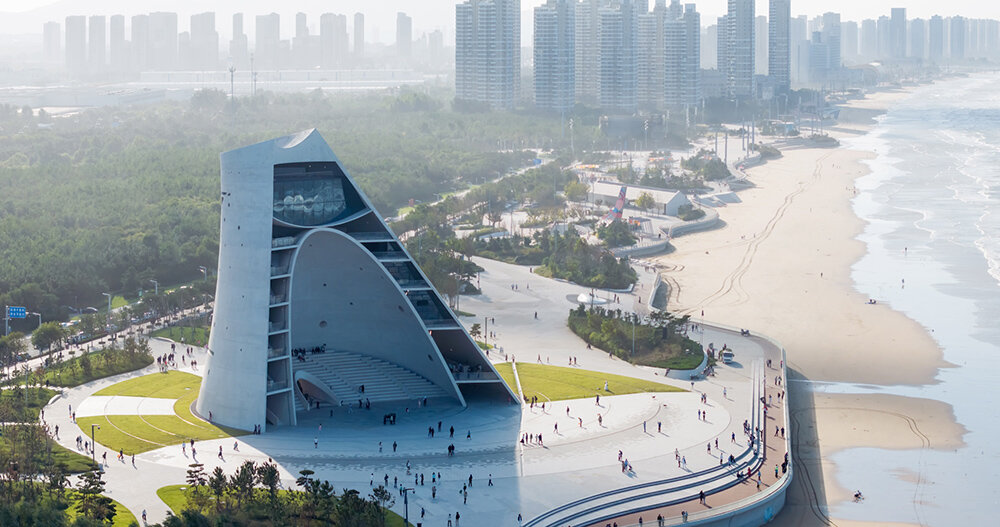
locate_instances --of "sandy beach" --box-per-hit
[650,88,964,526]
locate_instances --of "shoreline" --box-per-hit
[650,86,965,526]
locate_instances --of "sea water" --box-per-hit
[814,73,1000,525]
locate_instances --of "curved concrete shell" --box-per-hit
[197,129,516,431]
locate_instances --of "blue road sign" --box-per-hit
[7,306,26,319]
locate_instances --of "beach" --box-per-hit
[651,88,965,526]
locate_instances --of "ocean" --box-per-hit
[809,73,1000,525]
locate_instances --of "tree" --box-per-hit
[634,192,656,211]
[207,466,227,512]
[469,323,482,340]
[75,471,116,524]
[32,322,66,352]
[0,331,28,373]
[370,485,394,527]
[563,180,589,202]
[228,460,257,507]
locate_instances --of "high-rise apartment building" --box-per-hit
[354,13,365,58]
[768,0,790,92]
[950,16,965,59]
[754,15,768,76]
[928,15,944,61]
[230,14,249,70]
[131,15,149,71]
[397,13,412,58]
[877,15,890,59]
[108,15,125,73]
[66,16,87,75]
[598,0,638,112]
[256,13,280,70]
[190,12,219,71]
[455,0,520,110]
[910,18,926,59]
[637,2,664,109]
[720,0,754,98]
[575,0,602,104]
[533,0,575,112]
[320,13,349,68]
[890,8,907,59]
[822,12,841,70]
[701,24,717,69]
[43,21,61,63]
[88,15,106,74]
[861,19,877,60]
[665,2,700,107]
[148,12,178,70]
[841,21,858,63]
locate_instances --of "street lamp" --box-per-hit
[198,266,208,282]
[101,293,112,315]
[149,279,159,296]
[90,424,101,463]
[401,487,414,526]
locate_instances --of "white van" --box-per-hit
[721,350,735,364]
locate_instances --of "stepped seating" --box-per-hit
[292,350,449,407]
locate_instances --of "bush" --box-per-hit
[568,306,703,369]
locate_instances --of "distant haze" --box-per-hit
[2,0,996,45]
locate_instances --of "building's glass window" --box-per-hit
[273,162,365,226]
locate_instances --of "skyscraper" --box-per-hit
[575,0,602,104]
[43,21,61,63]
[636,3,664,109]
[455,0,520,110]
[320,13,349,68]
[665,2,701,107]
[88,15,106,74]
[148,12,178,70]
[768,0,790,92]
[822,12,841,70]
[533,0,575,112]
[861,19,877,60]
[108,15,125,73]
[890,8,907,59]
[928,15,944,61]
[877,15,890,59]
[131,14,149,72]
[397,12,412,58]
[255,13,280,70]
[190,12,219,71]
[598,0,638,113]
[354,13,365,58]
[230,13,249,70]
[910,19,926,59]
[841,21,858,63]
[66,16,87,75]
[701,24,717,69]
[754,15,768,76]
[720,0,754,98]
[950,16,965,59]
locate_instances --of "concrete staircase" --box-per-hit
[292,350,449,406]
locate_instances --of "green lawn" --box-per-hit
[150,326,210,347]
[95,370,199,398]
[0,432,97,474]
[110,295,129,310]
[494,363,519,396]
[79,372,245,454]
[35,350,154,388]
[66,491,137,527]
[504,363,684,402]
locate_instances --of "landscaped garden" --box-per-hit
[567,305,705,370]
[495,362,683,402]
[76,371,244,455]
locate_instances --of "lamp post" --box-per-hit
[90,424,101,463]
[401,487,414,526]
[198,266,208,282]
[149,279,159,296]
[631,313,636,357]
[101,293,112,315]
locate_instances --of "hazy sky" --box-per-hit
[2,1,997,43]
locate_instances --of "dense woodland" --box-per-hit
[0,91,589,326]
[567,305,703,369]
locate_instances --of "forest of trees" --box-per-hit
[0,90,591,327]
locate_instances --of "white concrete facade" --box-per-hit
[197,129,515,431]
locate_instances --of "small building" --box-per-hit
[590,180,692,216]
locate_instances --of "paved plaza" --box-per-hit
[41,257,782,526]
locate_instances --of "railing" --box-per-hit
[370,251,407,260]
[271,265,289,276]
[267,347,287,359]
[268,321,286,333]
[422,318,459,328]
[396,278,430,289]
[349,231,394,241]
[452,371,499,381]
[272,236,296,248]
[269,294,287,305]
[267,378,288,392]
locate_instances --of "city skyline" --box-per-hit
[3,0,999,45]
